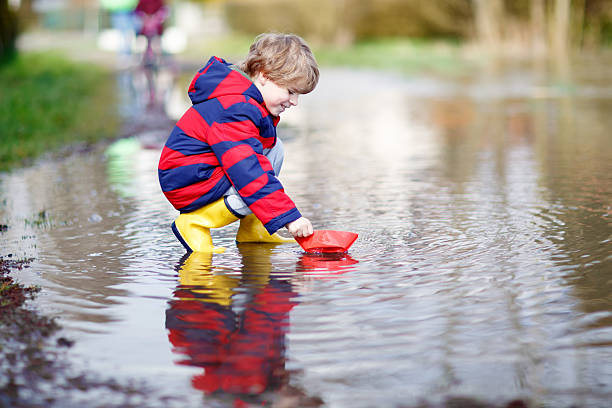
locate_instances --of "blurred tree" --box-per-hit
[552,0,571,55]
[472,0,502,51]
[17,0,37,29]
[583,0,612,47]
[470,0,612,55]
[0,0,18,62]
[530,0,546,53]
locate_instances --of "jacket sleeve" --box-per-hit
[208,105,301,234]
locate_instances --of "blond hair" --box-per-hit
[240,33,319,94]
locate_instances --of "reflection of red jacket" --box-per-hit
[166,280,297,395]
[158,57,301,234]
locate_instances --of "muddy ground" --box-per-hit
[0,243,184,408]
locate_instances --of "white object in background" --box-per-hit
[161,26,188,54]
[97,29,122,52]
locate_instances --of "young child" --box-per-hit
[158,33,318,253]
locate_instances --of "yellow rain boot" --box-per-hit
[172,199,239,253]
[235,214,295,244]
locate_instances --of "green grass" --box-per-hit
[0,52,120,171]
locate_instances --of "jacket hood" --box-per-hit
[188,56,263,105]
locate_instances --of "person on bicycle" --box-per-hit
[158,33,320,253]
[135,0,168,54]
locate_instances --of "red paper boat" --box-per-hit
[295,230,358,253]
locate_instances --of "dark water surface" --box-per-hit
[2,57,612,407]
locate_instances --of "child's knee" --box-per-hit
[265,138,285,174]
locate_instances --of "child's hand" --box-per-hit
[286,217,313,238]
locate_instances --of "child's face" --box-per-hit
[253,72,299,117]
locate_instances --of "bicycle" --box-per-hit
[134,4,173,109]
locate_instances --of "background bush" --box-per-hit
[225,0,472,45]
[223,0,612,50]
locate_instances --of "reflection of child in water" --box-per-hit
[165,248,310,404]
[167,276,295,395]
[158,33,319,253]
[165,245,350,405]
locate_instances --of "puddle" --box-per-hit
[2,58,612,407]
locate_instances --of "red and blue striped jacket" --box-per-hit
[158,56,301,234]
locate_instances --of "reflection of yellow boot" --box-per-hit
[237,243,273,287]
[172,199,239,253]
[178,252,238,306]
[235,214,295,244]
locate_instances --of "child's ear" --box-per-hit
[254,71,267,86]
